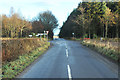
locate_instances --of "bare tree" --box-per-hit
[38,11,58,31]
[37,11,58,38]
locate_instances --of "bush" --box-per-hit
[81,40,120,62]
[93,34,97,39]
[83,34,88,38]
[2,43,50,78]
[2,38,48,62]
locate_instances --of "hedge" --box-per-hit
[2,44,50,78]
[82,39,120,62]
[2,38,48,62]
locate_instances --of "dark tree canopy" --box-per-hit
[59,2,120,38]
[32,10,58,39]
[38,11,58,31]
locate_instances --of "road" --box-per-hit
[18,39,118,79]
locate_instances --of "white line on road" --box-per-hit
[66,42,72,80]
[67,65,72,80]
[66,49,68,58]
[65,42,67,49]
[65,42,69,58]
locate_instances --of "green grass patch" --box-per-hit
[2,42,50,78]
[74,38,82,41]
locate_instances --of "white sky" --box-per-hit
[0,0,81,35]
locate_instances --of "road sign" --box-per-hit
[29,35,32,37]
[36,34,39,37]
[39,33,44,36]
[44,33,47,35]
[46,31,49,34]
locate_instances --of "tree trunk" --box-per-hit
[82,17,86,38]
[82,23,85,38]
[6,30,9,37]
[8,31,10,37]
[11,30,13,38]
[103,25,104,38]
[116,23,118,38]
[88,20,91,38]
[105,22,108,38]
[89,26,91,38]
[21,29,23,37]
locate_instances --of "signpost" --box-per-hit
[46,31,49,34]
[36,34,39,37]
[46,31,49,41]
[44,31,45,40]
[39,33,44,36]
[39,33,43,40]
[29,35,32,38]
[30,31,49,41]
[72,33,74,38]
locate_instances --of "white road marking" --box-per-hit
[65,42,68,48]
[67,65,72,80]
[66,49,68,58]
[65,42,69,58]
[66,42,72,80]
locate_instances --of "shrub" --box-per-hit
[93,34,97,39]
[82,39,120,62]
[2,44,50,78]
[83,34,88,38]
[2,38,48,62]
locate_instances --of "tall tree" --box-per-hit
[73,3,86,38]
[103,7,113,38]
[37,11,58,38]
[113,2,120,38]
[58,2,120,38]
[0,15,2,37]
[32,20,44,33]
[2,8,32,38]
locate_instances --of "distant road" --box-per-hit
[18,39,118,79]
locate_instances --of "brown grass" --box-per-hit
[83,39,119,52]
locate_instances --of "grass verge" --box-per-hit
[81,41,119,62]
[2,42,50,78]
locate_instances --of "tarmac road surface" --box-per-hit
[18,39,118,79]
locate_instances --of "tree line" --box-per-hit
[1,7,58,38]
[59,1,120,39]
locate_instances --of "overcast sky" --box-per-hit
[0,0,81,35]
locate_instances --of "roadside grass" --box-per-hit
[70,37,119,42]
[71,38,119,62]
[2,42,50,78]
[0,68,1,80]
[65,37,83,41]
[73,38,82,41]
[81,41,119,62]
